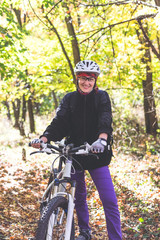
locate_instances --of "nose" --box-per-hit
[83,79,91,84]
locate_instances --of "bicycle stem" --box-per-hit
[63,159,72,179]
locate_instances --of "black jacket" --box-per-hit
[42,89,113,170]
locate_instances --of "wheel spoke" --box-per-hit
[46,212,55,240]
[46,207,66,239]
[35,196,74,240]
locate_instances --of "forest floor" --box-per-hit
[0,118,159,240]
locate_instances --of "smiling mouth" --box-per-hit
[83,87,90,91]
[82,84,91,88]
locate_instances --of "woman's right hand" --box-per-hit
[30,136,48,149]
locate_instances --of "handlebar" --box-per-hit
[29,141,91,156]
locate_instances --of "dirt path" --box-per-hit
[0,119,159,239]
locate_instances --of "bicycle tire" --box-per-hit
[36,196,75,240]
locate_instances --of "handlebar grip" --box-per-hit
[69,145,86,153]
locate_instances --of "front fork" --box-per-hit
[41,177,76,240]
[55,179,76,240]
[64,180,76,240]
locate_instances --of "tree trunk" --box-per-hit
[22,94,27,121]
[157,34,160,54]
[64,12,81,66]
[35,102,41,115]
[63,2,81,66]
[45,2,80,85]
[12,99,21,128]
[11,8,27,137]
[3,101,11,120]
[45,14,76,85]
[18,121,26,136]
[137,23,159,136]
[12,98,26,136]
[52,90,58,109]
[28,97,35,133]
[13,8,22,28]
[154,0,160,7]
[142,43,158,136]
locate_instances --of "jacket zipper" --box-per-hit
[83,95,86,141]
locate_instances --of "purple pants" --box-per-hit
[71,166,122,240]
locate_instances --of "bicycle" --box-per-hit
[29,140,96,240]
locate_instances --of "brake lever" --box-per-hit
[75,143,91,155]
[30,151,44,155]
[30,148,54,155]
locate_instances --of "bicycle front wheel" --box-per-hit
[36,196,75,240]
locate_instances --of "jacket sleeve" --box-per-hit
[41,93,71,142]
[97,91,113,136]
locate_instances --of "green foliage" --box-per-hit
[139,217,144,223]
[110,87,160,156]
[0,0,159,135]
[0,1,28,103]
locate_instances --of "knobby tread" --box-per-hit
[35,196,74,240]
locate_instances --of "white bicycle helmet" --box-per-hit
[74,60,100,76]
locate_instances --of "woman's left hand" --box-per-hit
[91,139,106,153]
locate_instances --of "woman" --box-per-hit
[31,60,122,240]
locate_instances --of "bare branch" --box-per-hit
[12,8,22,29]
[86,29,109,57]
[84,39,90,59]
[80,13,157,44]
[109,27,115,58]
[109,27,121,82]
[28,0,49,28]
[46,0,63,16]
[105,87,136,91]
[80,28,103,44]
[137,19,160,60]
[135,0,159,9]
[45,15,76,84]
[80,0,132,7]
[79,0,159,9]
[28,0,76,84]
[157,34,160,54]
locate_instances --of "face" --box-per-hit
[78,76,96,93]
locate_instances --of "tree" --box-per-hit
[0,0,36,134]
[0,1,25,134]
[155,0,160,7]
[1,0,159,137]
[21,0,160,135]
[12,6,35,134]
[137,20,159,136]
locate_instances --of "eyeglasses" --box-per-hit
[78,76,95,82]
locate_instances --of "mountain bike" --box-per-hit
[29,140,94,240]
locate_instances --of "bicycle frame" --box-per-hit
[43,156,76,240]
[29,141,92,240]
